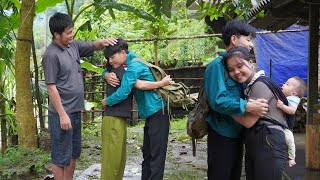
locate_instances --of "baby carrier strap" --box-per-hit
[252,76,295,131]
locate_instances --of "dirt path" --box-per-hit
[74,128,208,180]
[75,128,319,180]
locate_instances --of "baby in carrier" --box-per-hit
[276,76,307,167]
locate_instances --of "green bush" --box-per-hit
[0,147,50,179]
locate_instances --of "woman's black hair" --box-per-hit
[223,46,253,65]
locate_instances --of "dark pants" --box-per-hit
[141,109,170,180]
[244,124,288,180]
[207,127,243,180]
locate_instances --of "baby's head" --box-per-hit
[281,76,307,98]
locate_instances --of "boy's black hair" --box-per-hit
[49,12,74,37]
[223,46,253,65]
[103,38,129,58]
[222,19,256,47]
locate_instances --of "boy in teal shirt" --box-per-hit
[101,38,170,180]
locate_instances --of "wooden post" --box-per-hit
[154,40,158,66]
[306,3,319,124]
[306,123,320,169]
[305,2,320,170]
[130,97,139,126]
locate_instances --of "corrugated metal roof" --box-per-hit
[245,0,271,20]
[246,0,316,30]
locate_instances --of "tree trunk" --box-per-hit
[15,0,37,149]
[0,81,7,156]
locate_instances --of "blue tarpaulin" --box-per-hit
[254,25,309,87]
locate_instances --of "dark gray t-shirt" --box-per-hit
[42,40,94,113]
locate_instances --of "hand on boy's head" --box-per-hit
[102,38,118,46]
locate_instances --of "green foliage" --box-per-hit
[148,0,173,18]
[0,147,50,179]
[170,116,187,130]
[0,0,20,11]
[96,1,157,22]
[82,118,102,137]
[84,100,99,111]
[31,78,48,100]
[0,3,19,40]
[132,120,145,128]
[0,9,17,143]
[76,0,217,67]
[196,0,265,21]
[130,116,187,131]
[35,0,64,13]
[80,60,104,74]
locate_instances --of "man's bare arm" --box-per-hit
[94,38,118,50]
[46,84,72,130]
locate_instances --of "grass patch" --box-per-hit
[0,147,50,180]
[79,119,103,170]
[0,116,190,179]
[170,116,187,130]
[127,116,189,144]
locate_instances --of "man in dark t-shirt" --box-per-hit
[42,12,117,180]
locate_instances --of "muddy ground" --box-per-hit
[50,127,320,180]
[73,127,208,180]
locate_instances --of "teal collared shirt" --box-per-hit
[204,52,247,138]
[105,51,166,119]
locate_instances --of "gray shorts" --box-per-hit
[48,111,82,167]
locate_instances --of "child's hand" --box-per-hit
[288,159,296,167]
[276,100,284,109]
